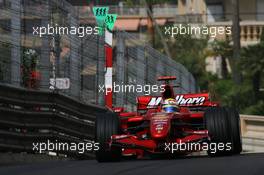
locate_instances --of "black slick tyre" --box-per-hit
[205,107,234,156]
[95,112,121,162]
[225,107,242,154]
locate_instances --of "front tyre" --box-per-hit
[205,107,242,156]
[95,112,121,162]
[225,107,242,154]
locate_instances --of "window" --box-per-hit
[257,0,264,21]
[207,4,224,22]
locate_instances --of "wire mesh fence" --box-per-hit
[114,31,196,111]
[0,0,197,111]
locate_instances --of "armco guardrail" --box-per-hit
[240,114,264,153]
[0,84,107,158]
[1,85,262,158]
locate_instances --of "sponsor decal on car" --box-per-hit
[175,95,206,105]
[147,95,206,107]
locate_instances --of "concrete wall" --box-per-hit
[240,115,264,153]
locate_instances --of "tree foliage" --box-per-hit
[207,34,264,114]
[155,26,264,115]
[21,48,38,88]
[156,29,210,90]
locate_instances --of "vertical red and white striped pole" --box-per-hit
[104,29,113,108]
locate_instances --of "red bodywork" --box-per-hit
[110,76,219,158]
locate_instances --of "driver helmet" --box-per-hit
[161,98,179,113]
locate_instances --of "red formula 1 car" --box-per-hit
[95,76,242,162]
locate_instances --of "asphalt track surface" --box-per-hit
[0,153,263,175]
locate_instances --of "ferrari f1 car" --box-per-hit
[95,76,242,162]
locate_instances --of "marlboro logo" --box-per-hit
[175,95,205,105]
[147,95,206,107]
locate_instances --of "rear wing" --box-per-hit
[137,93,218,110]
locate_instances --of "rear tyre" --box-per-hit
[95,111,121,162]
[205,107,241,156]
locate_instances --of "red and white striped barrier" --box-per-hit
[104,29,113,108]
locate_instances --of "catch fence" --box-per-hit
[0,0,196,111]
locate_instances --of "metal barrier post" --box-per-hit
[40,2,51,90]
[69,12,81,99]
[10,0,21,86]
[115,32,125,107]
